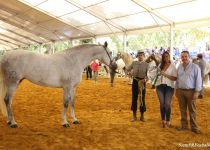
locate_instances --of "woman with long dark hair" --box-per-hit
[155,51,177,128]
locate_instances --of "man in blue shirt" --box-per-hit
[176,51,202,134]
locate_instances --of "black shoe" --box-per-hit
[140,117,145,122]
[140,113,145,122]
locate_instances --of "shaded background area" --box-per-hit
[0,77,209,150]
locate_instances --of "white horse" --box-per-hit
[192,58,210,85]
[0,42,113,128]
[204,61,210,85]
[110,52,134,86]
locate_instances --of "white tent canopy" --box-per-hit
[0,0,210,50]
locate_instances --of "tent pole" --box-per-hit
[123,32,127,52]
[170,25,174,60]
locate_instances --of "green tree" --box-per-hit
[23,29,210,54]
[54,41,72,53]
[80,39,93,44]
[110,35,123,52]
[128,32,169,50]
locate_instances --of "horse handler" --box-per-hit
[127,50,149,122]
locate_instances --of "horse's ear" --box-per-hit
[104,41,108,48]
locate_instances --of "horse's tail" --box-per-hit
[0,66,8,117]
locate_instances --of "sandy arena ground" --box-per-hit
[0,76,209,150]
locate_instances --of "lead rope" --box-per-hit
[139,80,145,108]
[134,78,145,108]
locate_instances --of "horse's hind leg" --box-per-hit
[4,83,19,128]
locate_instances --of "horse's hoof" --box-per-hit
[73,120,80,124]
[10,124,18,128]
[62,124,70,128]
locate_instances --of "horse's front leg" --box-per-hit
[62,87,79,128]
[62,87,70,128]
[69,88,79,124]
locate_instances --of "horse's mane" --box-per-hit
[63,44,100,53]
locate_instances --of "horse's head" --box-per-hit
[109,52,134,87]
[100,42,118,70]
[145,54,161,66]
[99,42,112,66]
[99,42,118,87]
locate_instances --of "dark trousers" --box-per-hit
[131,78,146,113]
[86,66,92,79]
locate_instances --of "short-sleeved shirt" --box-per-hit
[155,63,177,88]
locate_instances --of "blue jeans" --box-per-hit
[156,84,174,121]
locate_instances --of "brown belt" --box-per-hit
[179,88,195,91]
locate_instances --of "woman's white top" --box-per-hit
[155,63,177,88]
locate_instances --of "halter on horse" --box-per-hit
[0,42,114,128]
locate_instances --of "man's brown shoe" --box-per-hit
[176,127,188,131]
[192,129,202,134]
